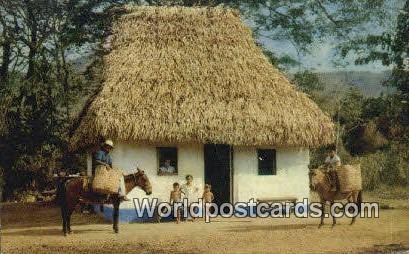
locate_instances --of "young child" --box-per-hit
[170,182,182,223]
[202,184,214,203]
[202,184,214,218]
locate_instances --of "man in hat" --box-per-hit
[324,145,341,192]
[93,139,129,201]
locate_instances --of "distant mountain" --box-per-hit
[316,71,394,97]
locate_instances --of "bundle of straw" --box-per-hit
[92,165,123,194]
[336,164,362,192]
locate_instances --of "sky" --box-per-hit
[260,38,390,73]
[65,1,403,74]
[245,0,404,73]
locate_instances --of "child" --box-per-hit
[170,182,182,223]
[202,184,214,218]
[202,184,214,203]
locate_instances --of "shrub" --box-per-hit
[357,152,387,190]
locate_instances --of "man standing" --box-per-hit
[324,146,341,192]
[93,139,128,201]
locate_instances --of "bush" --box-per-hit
[357,144,409,190]
[357,152,387,190]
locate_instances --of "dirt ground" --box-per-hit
[1,194,409,254]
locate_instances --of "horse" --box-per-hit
[309,167,362,228]
[57,168,152,235]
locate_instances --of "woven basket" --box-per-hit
[336,164,362,192]
[92,165,123,194]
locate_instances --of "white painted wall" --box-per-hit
[86,143,310,209]
[88,142,204,209]
[233,146,310,202]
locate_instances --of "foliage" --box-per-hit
[0,0,129,201]
[241,0,388,61]
[0,0,408,200]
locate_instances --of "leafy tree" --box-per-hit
[340,0,408,144]
[241,0,388,58]
[0,0,131,200]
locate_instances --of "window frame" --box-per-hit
[257,149,277,175]
[157,146,178,176]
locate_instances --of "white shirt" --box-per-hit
[159,165,175,173]
[325,155,341,168]
[180,183,199,204]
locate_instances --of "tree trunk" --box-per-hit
[0,30,11,88]
[25,0,37,80]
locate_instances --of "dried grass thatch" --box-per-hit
[69,6,334,151]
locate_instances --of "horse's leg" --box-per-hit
[67,209,73,234]
[318,200,325,228]
[61,205,68,236]
[350,191,361,225]
[113,198,120,233]
[331,201,336,227]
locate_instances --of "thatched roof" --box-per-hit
[69,6,334,151]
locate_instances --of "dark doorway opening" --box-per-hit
[204,144,232,206]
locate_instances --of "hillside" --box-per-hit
[316,71,393,97]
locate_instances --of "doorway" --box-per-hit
[204,144,232,206]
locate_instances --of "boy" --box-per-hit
[202,184,214,203]
[170,182,182,223]
[202,184,214,218]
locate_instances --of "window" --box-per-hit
[257,149,277,175]
[157,147,178,175]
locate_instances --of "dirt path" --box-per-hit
[1,202,409,254]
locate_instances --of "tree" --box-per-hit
[241,0,388,58]
[0,0,132,200]
[340,0,408,144]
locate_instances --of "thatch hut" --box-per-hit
[70,6,334,221]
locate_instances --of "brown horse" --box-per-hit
[58,169,152,235]
[309,167,362,228]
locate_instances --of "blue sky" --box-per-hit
[246,0,404,73]
[260,38,390,73]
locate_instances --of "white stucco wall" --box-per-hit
[233,146,310,202]
[88,142,205,209]
[87,143,310,209]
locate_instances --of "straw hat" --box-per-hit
[104,139,114,148]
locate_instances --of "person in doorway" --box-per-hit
[324,145,341,192]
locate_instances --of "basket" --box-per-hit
[92,165,123,194]
[336,164,362,192]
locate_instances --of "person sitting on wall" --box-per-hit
[159,159,176,174]
[324,145,341,192]
[93,139,129,201]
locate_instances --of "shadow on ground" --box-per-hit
[223,223,318,232]
[2,228,109,237]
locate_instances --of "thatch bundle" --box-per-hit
[69,6,334,151]
[337,164,363,192]
[92,165,123,194]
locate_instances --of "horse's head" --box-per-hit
[309,167,326,191]
[125,168,152,195]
